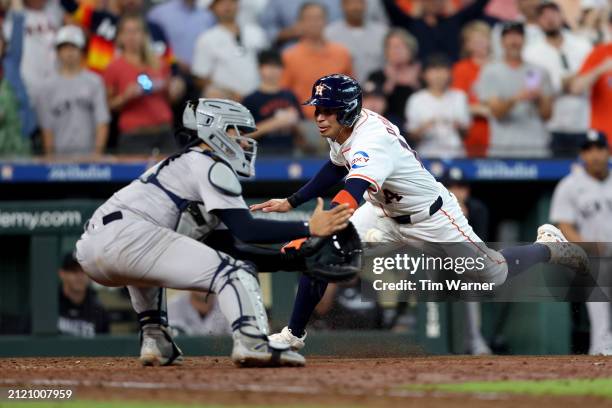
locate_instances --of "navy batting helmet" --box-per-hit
[303,74,362,127]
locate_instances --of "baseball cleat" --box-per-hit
[139,324,184,366]
[231,333,305,368]
[536,224,590,275]
[268,326,307,351]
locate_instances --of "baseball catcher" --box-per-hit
[75,98,360,368]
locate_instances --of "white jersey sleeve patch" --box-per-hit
[345,139,394,193]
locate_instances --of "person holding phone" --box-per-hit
[475,22,553,158]
[103,14,174,155]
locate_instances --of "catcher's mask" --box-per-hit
[180,98,258,178]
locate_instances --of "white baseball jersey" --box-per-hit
[550,167,612,242]
[328,109,508,286]
[328,109,442,217]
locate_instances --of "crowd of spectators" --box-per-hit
[0,0,611,159]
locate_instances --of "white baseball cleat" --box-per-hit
[231,333,305,367]
[536,224,590,275]
[268,326,307,351]
[139,324,184,366]
[589,332,612,356]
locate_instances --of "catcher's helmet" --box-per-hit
[303,74,362,127]
[181,98,258,178]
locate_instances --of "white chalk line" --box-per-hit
[0,378,427,398]
[0,378,507,400]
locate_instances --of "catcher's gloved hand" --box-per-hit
[283,222,362,282]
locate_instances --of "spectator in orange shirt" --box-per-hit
[572,13,612,148]
[281,2,353,117]
[452,20,491,157]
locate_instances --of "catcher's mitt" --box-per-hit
[289,222,363,282]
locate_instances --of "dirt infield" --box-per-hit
[2,356,612,407]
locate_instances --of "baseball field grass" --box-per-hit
[404,377,612,398]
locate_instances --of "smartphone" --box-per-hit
[137,74,154,93]
[525,69,542,90]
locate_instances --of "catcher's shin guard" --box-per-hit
[212,254,305,367]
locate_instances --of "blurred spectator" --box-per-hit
[382,0,491,62]
[3,0,59,97]
[191,0,268,100]
[236,0,268,27]
[58,252,110,338]
[452,20,492,157]
[324,0,387,83]
[0,0,34,156]
[260,0,387,48]
[572,13,612,145]
[406,54,470,158]
[549,130,612,356]
[35,25,110,156]
[168,290,230,336]
[61,0,177,73]
[524,2,592,157]
[312,278,384,331]
[148,0,215,68]
[485,0,521,21]
[476,22,553,157]
[281,2,353,116]
[367,28,421,122]
[576,0,611,45]
[361,80,403,130]
[242,49,309,156]
[441,166,491,355]
[491,0,544,60]
[103,14,175,154]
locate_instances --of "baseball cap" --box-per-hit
[536,1,561,15]
[55,25,85,49]
[580,130,609,150]
[362,80,384,97]
[440,167,467,187]
[501,22,525,37]
[61,251,83,272]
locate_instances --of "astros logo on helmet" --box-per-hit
[315,84,329,96]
